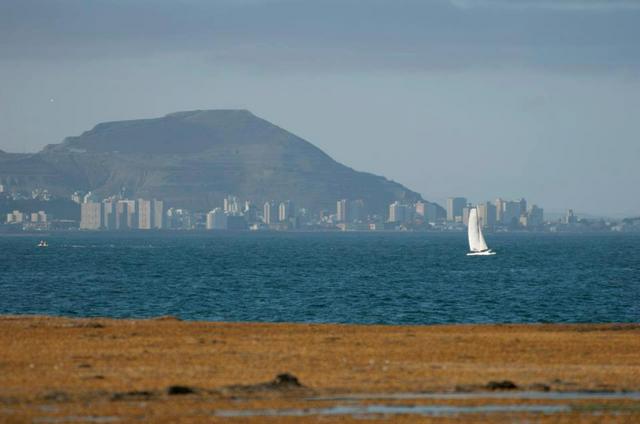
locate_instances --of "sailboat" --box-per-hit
[467,207,495,256]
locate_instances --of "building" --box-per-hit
[243,201,258,222]
[446,197,467,222]
[336,199,348,222]
[102,200,116,230]
[565,209,578,224]
[389,201,412,224]
[167,208,193,230]
[416,201,438,223]
[30,211,47,224]
[116,200,135,230]
[519,198,528,216]
[336,199,365,223]
[502,201,521,227]
[206,208,227,230]
[528,205,544,228]
[224,196,241,215]
[495,198,505,223]
[80,202,103,230]
[152,199,164,229]
[6,210,25,224]
[263,201,278,225]
[477,201,496,229]
[137,199,153,229]
[0,184,4,193]
[279,201,295,222]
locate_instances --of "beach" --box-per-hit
[1,315,639,422]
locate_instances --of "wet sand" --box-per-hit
[1,315,639,422]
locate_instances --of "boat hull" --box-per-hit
[467,250,496,256]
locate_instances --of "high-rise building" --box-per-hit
[528,205,544,228]
[0,184,4,193]
[477,201,496,229]
[115,201,127,229]
[416,201,438,223]
[565,209,578,224]
[152,199,164,229]
[495,198,505,223]
[102,200,116,230]
[206,208,227,230]
[336,199,364,223]
[462,204,472,226]
[389,201,412,224]
[6,210,24,224]
[263,201,278,225]
[336,199,348,222]
[502,201,521,227]
[279,201,294,222]
[519,198,527,216]
[224,196,241,215]
[446,197,467,222]
[30,211,47,223]
[137,199,153,229]
[80,202,103,230]
[167,208,192,230]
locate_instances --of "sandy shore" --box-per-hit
[1,316,639,422]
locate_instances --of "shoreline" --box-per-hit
[2,315,639,422]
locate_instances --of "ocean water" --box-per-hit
[0,232,638,324]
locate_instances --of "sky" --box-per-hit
[1,0,639,216]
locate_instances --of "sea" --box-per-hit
[0,232,638,324]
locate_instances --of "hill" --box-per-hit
[2,110,429,213]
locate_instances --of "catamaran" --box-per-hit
[467,207,495,256]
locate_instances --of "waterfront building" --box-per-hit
[336,199,365,223]
[565,209,578,224]
[528,205,544,228]
[243,201,258,222]
[137,199,153,229]
[336,199,348,222]
[495,198,505,223]
[502,201,521,227]
[102,200,116,230]
[224,196,241,215]
[263,201,278,225]
[6,210,23,224]
[152,199,164,229]
[206,208,227,230]
[416,201,438,223]
[389,201,412,224]
[80,202,103,230]
[279,201,295,222]
[477,201,497,229]
[519,198,528,216]
[446,197,467,222]
[167,208,192,230]
[30,211,47,224]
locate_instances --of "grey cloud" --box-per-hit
[1,0,639,72]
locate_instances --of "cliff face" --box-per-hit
[2,110,425,213]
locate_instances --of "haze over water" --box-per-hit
[1,232,638,324]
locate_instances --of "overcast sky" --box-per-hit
[1,0,639,216]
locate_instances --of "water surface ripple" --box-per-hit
[1,232,638,324]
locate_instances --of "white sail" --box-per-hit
[468,208,489,252]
